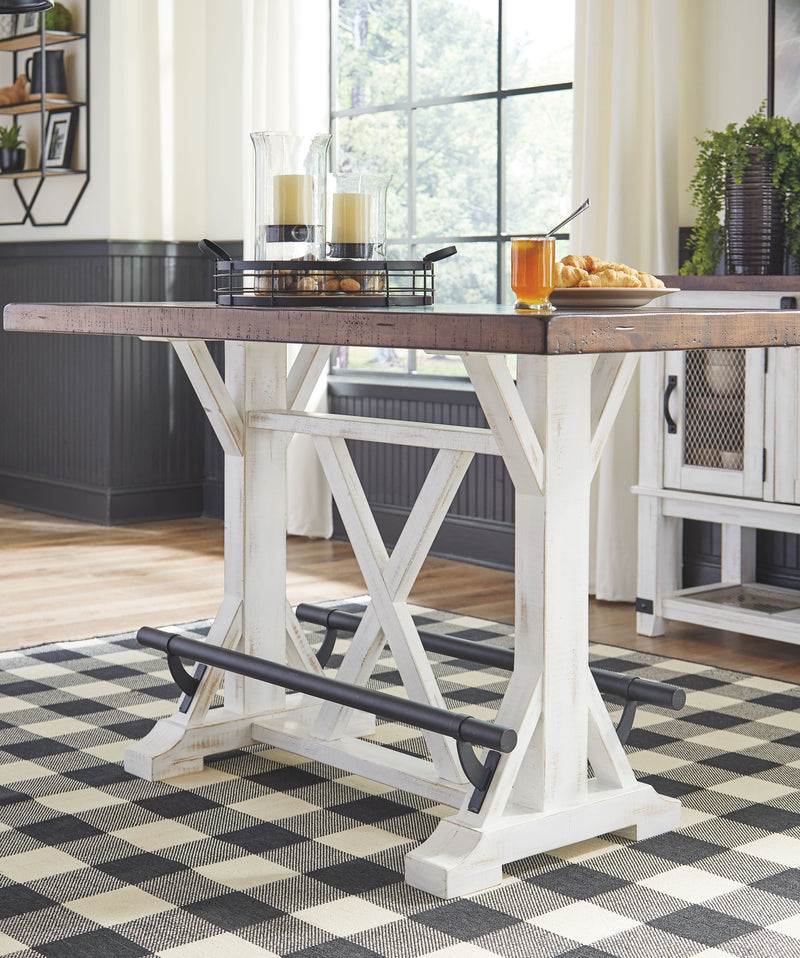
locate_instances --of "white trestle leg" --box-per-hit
[126,341,299,780]
[405,353,680,898]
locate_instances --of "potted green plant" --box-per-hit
[0,123,25,173]
[680,105,800,275]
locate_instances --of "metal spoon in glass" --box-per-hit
[547,197,590,236]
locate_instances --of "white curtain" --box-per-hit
[241,0,333,539]
[109,0,333,538]
[572,0,680,599]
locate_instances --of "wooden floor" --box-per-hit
[3,503,800,683]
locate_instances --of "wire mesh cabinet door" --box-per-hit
[771,346,800,505]
[662,348,766,498]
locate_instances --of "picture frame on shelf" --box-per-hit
[43,108,77,169]
[17,12,38,34]
[0,14,18,39]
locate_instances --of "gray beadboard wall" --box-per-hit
[0,241,213,523]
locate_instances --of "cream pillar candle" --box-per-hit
[273,174,313,224]
[331,192,371,243]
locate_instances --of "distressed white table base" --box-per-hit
[124,341,680,898]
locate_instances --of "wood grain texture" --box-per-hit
[7,301,800,355]
[5,504,800,681]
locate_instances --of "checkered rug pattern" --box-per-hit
[2,602,800,957]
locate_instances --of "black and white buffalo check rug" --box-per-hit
[2,601,800,957]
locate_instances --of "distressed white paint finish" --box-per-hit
[405,353,680,897]
[636,345,800,643]
[250,410,499,456]
[312,435,469,783]
[721,524,757,584]
[127,333,679,897]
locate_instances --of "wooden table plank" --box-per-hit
[6,301,800,355]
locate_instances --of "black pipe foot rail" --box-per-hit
[137,627,517,813]
[295,603,687,746]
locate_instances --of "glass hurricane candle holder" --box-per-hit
[250,132,331,261]
[328,172,391,260]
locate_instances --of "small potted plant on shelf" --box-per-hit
[0,123,25,173]
[680,104,800,275]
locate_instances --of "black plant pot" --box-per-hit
[725,149,785,275]
[0,147,25,173]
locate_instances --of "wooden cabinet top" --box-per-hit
[6,300,800,355]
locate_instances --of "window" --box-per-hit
[330,0,574,375]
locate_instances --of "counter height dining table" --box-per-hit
[6,299,800,899]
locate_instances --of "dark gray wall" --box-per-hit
[0,241,213,523]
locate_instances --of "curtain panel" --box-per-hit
[572,0,679,600]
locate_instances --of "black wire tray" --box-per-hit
[200,240,456,308]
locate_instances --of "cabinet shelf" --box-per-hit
[0,98,83,115]
[0,168,85,179]
[0,31,84,53]
[662,582,800,646]
[0,6,89,226]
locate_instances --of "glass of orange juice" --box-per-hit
[511,235,556,311]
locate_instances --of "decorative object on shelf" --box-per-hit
[1,1,53,12]
[0,13,16,36]
[200,238,456,308]
[17,10,37,30]
[250,131,331,261]
[26,47,67,99]
[5,1,53,37]
[681,105,800,275]
[43,1,71,31]
[43,105,75,167]
[0,120,23,170]
[0,72,24,104]
[328,171,391,260]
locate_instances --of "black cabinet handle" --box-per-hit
[664,375,677,434]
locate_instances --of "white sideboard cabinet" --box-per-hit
[635,283,800,644]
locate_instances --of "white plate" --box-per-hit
[549,287,680,308]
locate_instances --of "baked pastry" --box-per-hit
[555,254,665,289]
[579,268,643,288]
[554,262,589,287]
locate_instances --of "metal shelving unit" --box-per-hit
[0,1,89,225]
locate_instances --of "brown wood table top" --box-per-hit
[5,300,800,355]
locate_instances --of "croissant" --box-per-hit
[554,262,589,287]
[562,253,605,273]
[636,271,665,288]
[579,268,642,288]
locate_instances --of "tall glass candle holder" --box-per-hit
[328,172,391,260]
[250,132,331,261]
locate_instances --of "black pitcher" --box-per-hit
[25,49,68,100]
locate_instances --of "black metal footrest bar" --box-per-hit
[295,604,687,746]
[137,627,517,809]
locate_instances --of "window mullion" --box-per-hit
[408,0,417,372]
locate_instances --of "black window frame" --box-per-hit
[329,0,574,376]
